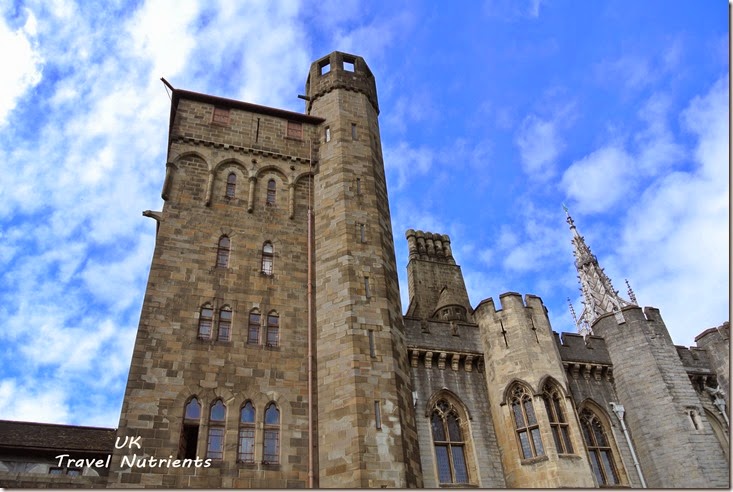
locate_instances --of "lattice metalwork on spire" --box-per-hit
[563,206,636,336]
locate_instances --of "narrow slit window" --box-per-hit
[368,329,376,357]
[198,304,213,340]
[218,306,232,342]
[374,401,382,429]
[351,123,357,140]
[364,276,370,299]
[226,173,236,198]
[359,223,366,243]
[356,177,361,195]
[325,126,331,142]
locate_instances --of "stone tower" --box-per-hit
[474,294,596,488]
[304,52,422,488]
[566,214,730,488]
[107,51,423,488]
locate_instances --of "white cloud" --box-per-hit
[0,8,43,126]
[384,141,435,191]
[515,114,563,180]
[561,145,633,214]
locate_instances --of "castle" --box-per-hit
[0,51,728,488]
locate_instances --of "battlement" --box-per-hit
[474,292,549,320]
[305,51,379,114]
[554,332,612,365]
[405,229,455,264]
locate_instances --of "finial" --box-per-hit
[563,203,576,229]
[625,279,638,305]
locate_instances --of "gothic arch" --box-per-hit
[212,157,248,175]
[425,390,478,486]
[577,399,628,486]
[424,389,472,420]
[537,375,569,397]
[703,407,729,458]
[501,378,535,404]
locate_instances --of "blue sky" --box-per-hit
[0,0,728,427]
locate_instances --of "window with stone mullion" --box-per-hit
[580,410,619,486]
[511,386,544,459]
[543,388,573,454]
[431,400,469,485]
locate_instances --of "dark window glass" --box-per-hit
[510,385,544,459]
[543,385,573,453]
[266,312,279,347]
[248,310,260,344]
[262,242,273,275]
[431,399,470,484]
[218,306,231,341]
[198,305,213,339]
[263,403,280,464]
[266,179,276,206]
[226,173,236,198]
[580,409,620,486]
[238,402,255,463]
[217,236,230,268]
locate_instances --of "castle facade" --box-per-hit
[0,51,728,489]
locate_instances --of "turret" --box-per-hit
[306,52,421,488]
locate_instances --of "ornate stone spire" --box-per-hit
[563,206,635,336]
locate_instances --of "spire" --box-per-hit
[564,206,632,335]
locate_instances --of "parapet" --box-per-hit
[305,51,379,114]
[555,332,612,365]
[405,229,455,264]
[474,292,547,317]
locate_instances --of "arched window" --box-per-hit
[248,309,261,344]
[226,172,236,198]
[510,384,544,459]
[266,179,276,206]
[580,408,619,486]
[218,306,232,342]
[198,304,213,340]
[207,400,226,460]
[431,399,469,484]
[178,397,201,459]
[266,311,279,347]
[216,236,230,268]
[238,402,256,463]
[542,383,573,454]
[263,403,280,464]
[261,242,273,275]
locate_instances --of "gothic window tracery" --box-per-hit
[510,384,544,459]
[580,408,619,486]
[542,384,573,454]
[238,402,256,463]
[430,399,469,485]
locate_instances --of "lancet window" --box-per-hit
[580,408,619,486]
[510,384,544,459]
[238,402,256,463]
[207,400,226,460]
[542,383,573,454]
[431,399,469,484]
